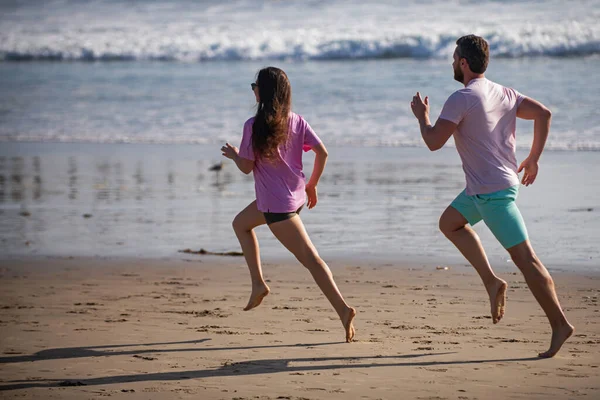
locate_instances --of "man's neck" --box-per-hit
[463,74,485,87]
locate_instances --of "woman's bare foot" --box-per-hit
[342,307,357,343]
[538,322,575,358]
[243,284,270,311]
[486,279,507,324]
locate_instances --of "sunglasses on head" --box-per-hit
[251,83,258,90]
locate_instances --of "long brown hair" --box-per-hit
[252,67,291,161]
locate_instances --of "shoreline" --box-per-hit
[3,140,600,153]
[1,253,597,275]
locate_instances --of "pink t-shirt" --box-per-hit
[439,78,525,195]
[238,112,322,213]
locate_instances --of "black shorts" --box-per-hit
[263,205,304,225]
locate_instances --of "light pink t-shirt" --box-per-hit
[238,112,322,213]
[439,78,525,195]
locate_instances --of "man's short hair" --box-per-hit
[456,35,489,74]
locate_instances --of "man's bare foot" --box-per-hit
[538,323,574,358]
[487,279,507,324]
[342,307,356,343]
[243,284,270,311]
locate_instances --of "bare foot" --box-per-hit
[487,279,507,324]
[243,284,270,311]
[538,323,575,358]
[342,307,356,343]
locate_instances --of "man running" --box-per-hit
[410,34,574,358]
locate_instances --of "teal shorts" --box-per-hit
[450,185,528,249]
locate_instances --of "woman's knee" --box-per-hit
[232,213,246,233]
[297,248,323,269]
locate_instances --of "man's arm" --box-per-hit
[516,97,552,186]
[221,142,254,174]
[411,92,457,151]
[517,97,552,162]
[418,117,458,151]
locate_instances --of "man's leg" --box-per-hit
[507,240,574,358]
[439,206,507,323]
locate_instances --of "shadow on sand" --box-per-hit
[0,338,543,391]
[0,338,340,364]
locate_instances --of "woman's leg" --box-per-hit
[268,215,356,342]
[232,200,269,311]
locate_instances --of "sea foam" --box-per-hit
[1,0,599,61]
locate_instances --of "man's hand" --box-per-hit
[411,92,429,121]
[518,156,539,186]
[221,143,239,160]
[305,183,318,209]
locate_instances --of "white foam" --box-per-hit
[1,0,599,61]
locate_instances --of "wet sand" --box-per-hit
[2,143,599,269]
[1,256,598,399]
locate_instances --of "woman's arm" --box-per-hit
[222,143,254,174]
[305,142,328,209]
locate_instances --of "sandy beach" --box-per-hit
[1,256,598,399]
[2,1,600,399]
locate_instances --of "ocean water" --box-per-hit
[1,58,600,150]
[1,0,600,150]
[0,0,599,269]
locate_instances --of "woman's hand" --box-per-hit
[306,183,318,209]
[221,143,239,160]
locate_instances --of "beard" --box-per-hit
[453,65,464,83]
